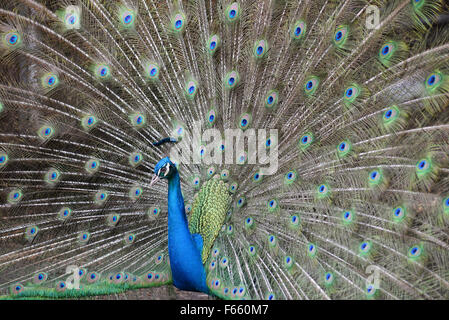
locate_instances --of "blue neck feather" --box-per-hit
[167,171,210,294]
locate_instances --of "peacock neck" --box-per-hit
[166,171,210,294]
[167,172,189,232]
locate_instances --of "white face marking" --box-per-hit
[164,163,170,177]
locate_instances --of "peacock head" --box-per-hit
[150,157,177,186]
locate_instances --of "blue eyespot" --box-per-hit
[335,31,343,41]
[256,46,263,55]
[9,35,17,44]
[267,96,274,104]
[124,14,132,24]
[229,77,235,86]
[345,88,353,98]
[295,27,302,36]
[309,244,314,251]
[241,118,247,126]
[306,81,313,90]
[175,19,182,29]
[428,75,436,86]
[210,41,216,50]
[229,9,236,18]
[188,86,195,94]
[418,160,427,170]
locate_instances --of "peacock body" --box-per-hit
[1,0,449,300]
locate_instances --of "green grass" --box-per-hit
[0,280,172,300]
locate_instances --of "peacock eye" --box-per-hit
[308,243,317,257]
[266,293,275,300]
[5,31,20,46]
[265,90,279,109]
[337,140,352,157]
[304,76,319,95]
[225,71,239,89]
[253,40,268,58]
[291,20,306,40]
[95,64,110,78]
[408,245,422,259]
[172,12,186,32]
[333,25,349,47]
[343,84,360,104]
[392,206,406,222]
[226,3,240,22]
[121,10,135,26]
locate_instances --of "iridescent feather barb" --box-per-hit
[0,0,449,300]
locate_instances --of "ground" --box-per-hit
[81,285,210,300]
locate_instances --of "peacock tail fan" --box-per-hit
[0,0,449,300]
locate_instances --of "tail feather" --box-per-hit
[0,0,449,300]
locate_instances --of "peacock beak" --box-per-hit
[150,174,160,187]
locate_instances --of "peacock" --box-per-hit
[1,0,449,300]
